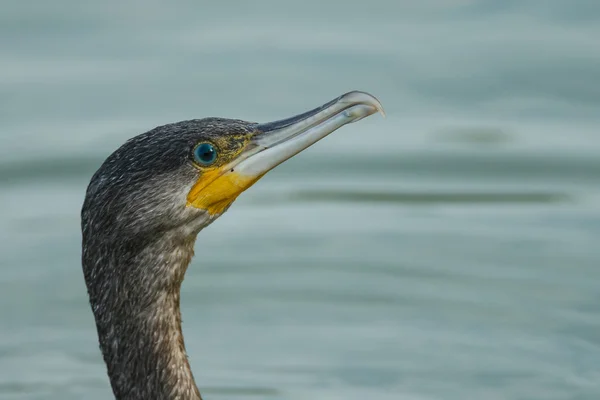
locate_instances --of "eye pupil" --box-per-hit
[194,143,217,165]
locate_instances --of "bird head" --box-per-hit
[82,91,384,246]
[80,91,383,400]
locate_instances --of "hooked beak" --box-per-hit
[186,91,384,215]
[235,91,385,177]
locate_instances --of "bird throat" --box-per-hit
[186,168,264,215]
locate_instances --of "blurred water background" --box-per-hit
[1,1,600,399]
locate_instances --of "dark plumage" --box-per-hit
[82,119,255,400]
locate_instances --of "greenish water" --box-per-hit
[1,1,600,399]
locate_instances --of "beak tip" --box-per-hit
[341,90,385,118]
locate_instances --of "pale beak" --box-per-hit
[234,91,384,177]
[186,91,384,215]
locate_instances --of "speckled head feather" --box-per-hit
[81,91,383,400]
[83,118,255,240]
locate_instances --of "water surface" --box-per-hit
[1,1,600,399]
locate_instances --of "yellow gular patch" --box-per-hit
[186,167,264,215]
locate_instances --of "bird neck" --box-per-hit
[84,233,203,400]
[110,290,201,400]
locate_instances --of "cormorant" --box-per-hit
[81,91,384,400]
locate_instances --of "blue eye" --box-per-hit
[193,143,217,166]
